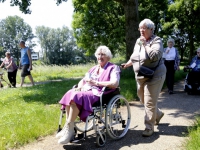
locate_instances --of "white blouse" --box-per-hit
[163,47,176,60]
[82,64,120,96]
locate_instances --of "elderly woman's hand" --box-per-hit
[177,66,180,71]
[85,79,96,86]
[140,36,147,46]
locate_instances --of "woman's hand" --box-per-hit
[85,79,96,86]
[177,66,180,71]
[121,63,128,69]
[140,36,147,46]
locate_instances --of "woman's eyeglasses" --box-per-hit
[138,27,149,31]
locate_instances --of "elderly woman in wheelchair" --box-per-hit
[56,45,131,146]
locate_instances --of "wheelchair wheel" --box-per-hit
[74,117,95,132]
[105,95,131,140]
[96,132,106,147]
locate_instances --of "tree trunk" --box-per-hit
[124,0,140,61]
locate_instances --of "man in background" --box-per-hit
[19,41,34,87]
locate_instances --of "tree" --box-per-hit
[0,0,168,61]
[0,0,68,14]
[35,26,81,65]
[138,0,168,35]
[0,0,140,61]
[0,15,35,65]
[161,0,200,61]
[73,0,139,60]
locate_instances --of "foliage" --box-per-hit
[138,0,168,34]
[160,0,200,61]
[35,26,89,65]
[72,0,140,61]
[0,15,35,65]
[0,0,68,14]
[72,0,126,56]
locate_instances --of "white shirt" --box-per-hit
[82,65,120,96]
[163,47,176,60]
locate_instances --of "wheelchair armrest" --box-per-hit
[183,66,192,72]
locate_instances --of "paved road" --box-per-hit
[16,80,200,150]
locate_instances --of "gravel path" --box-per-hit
[14,80,200,150]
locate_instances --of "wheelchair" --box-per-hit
[183,66,200,95]
[57,86,131,147]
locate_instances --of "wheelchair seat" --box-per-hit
[92,87,120,106]
[184,69,200,94]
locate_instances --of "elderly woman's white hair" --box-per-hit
[167,38,175,46]
[95,45,113,59]
[5,52,11,55]
[139,18,155,33]
[196,47,200,52]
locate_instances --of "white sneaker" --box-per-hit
[58,122,75,145]
[56,123,68,139]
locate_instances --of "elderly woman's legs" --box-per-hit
[57,101,80,144]
[137,75,165,136]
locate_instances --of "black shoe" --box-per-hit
[169,90,174,94]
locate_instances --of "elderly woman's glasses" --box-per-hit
[138,27,149,31]
[97,53,106,57]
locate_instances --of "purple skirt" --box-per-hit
[59,89,99,122]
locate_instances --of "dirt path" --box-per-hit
[14,80,200,150]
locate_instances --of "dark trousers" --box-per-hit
[164,60,175,91]
[8,69,17,87]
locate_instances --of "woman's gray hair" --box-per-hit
[139,18,155,33]
[167,38,175,46]
[95,46,113,59]
[196,47,200,52]
[5,52,11,55]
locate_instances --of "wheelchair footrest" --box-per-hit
[71,133,85,143]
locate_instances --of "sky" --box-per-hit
[0,0,74,52]
[0,0,74,32]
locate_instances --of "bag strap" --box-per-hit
[138,44,161,69]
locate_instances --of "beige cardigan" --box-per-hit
[130,35,166,79]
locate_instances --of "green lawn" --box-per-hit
[0,80,78,150]
[185,116,200,150]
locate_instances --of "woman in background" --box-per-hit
[163,38,180,94]
[0,52,18,87]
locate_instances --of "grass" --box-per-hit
[0,80,78,150]
[185,116,200,150]
[0,60,191,150]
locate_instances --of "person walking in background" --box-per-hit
[163,38,180,94]
[19,41,34,87]
[121,19,166,137]
[0,52,18,87]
